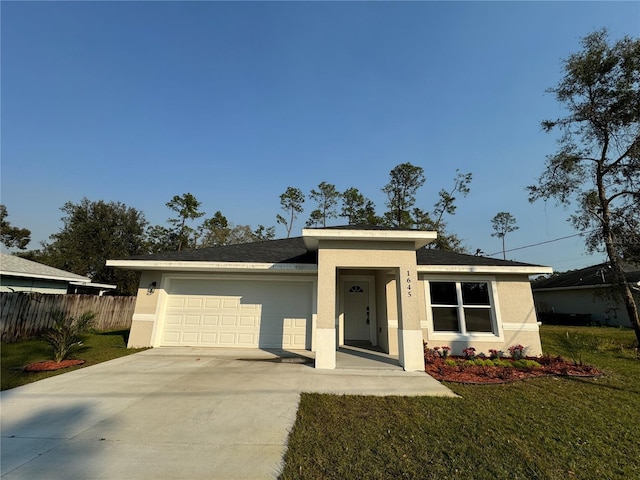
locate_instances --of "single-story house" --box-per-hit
[0,252,115,295]
[107,227,552,371]
[532,262,640,328]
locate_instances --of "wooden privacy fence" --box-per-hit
[0,293,136,343]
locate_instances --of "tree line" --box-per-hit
[0,161,476,295]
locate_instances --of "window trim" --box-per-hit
[422,275,503,341]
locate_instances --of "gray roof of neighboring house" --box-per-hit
[120,236,541,268]
[532,262,640,289]
[0,252,91,283]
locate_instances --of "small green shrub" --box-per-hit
[445,359,457,366]
[493,359,512,367]
[554,331,600,365]
[468,359,495,367]
[43,309,96,362]
[512,359,541,369]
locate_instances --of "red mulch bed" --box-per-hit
[24,359,86,372]
[425,355,602,384]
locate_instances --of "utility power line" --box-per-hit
[485,229,599,257]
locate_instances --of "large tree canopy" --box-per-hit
[38,198,148,295]
[528,29,640,343]
[0,204,31,250]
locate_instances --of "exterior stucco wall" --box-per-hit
[534,288,632,327]
[495,275,542,356]
[127,271,163,348]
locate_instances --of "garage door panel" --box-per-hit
[185,298,201,308]
[165,315,183,325]
[161,279,311,348]
[223,299,239,308]
[168,298,185,308]
[204,298,221,309]
[163,332,180,342]
[218,333,236,345]
[220,315,237,326]
[239,316,256,326]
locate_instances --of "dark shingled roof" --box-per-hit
[416,248,539,267]
[125,237,317,264]
[532,262,640,289]
[121,236,541,268]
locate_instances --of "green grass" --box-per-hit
[1,330,147,391]
[280,326,640,479]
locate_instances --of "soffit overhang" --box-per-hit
[302,228,437,251]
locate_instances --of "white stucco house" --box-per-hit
[107,227,552,371]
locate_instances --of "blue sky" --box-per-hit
[2,1,638,271]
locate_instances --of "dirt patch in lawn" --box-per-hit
[425,355,602,384]
[24,359,86,372]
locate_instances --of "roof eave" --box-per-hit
[0,271,91,283]
[418,265,554,275]
[533,281,637,292]
[106,260,318,273]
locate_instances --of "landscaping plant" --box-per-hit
[43,309,96,362]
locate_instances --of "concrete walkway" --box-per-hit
[1,348,455,479]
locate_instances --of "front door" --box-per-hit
[344,281,370,341]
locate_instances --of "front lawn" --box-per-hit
[280,326,640,479]
[1,330,147,391]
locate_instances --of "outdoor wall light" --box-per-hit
[147,281,157,295]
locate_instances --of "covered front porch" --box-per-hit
[303,227,437,371]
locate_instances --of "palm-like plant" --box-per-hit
[43,309,96,362]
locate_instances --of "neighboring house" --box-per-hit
[0,252,115,295]
[532,262,640,328]
[107,227,551,371]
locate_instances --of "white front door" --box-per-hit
[343,281,370,341]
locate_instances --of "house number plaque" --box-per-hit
[406,270,412,297]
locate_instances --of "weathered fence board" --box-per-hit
[0,293,136,343]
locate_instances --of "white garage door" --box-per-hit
[160,278,312,348]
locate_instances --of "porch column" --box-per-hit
[396,263,424,371]
[315,252,337,369]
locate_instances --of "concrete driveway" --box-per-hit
[1,348,454,479]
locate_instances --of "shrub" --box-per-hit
[554,331,599,366]
[43,309,96,363]
[462,347,476,360]
[493,359,512,368]
[508,344,526,360]
[488,349,504,359]
[512,359,541,369]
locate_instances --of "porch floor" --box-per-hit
[337,343,402,370]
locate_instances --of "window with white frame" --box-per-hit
[428,281,495,334]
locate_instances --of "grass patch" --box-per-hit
[280,326,640,479]
[1,330,146,391]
